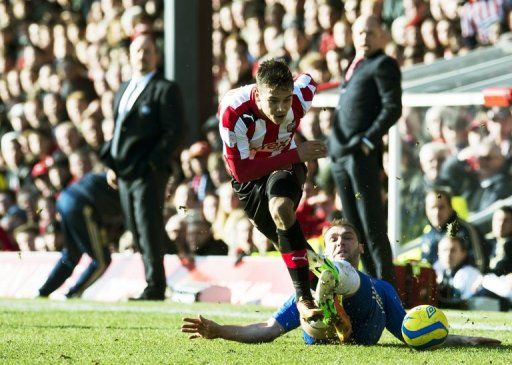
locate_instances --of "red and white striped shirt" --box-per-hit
[460,0,504,45]
[218,74,317,183]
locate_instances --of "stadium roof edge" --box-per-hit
[312,35,512,108]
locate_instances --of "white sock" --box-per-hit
[333,260,360,296]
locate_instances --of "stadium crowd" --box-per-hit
[0,0,512,308]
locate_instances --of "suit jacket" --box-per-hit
[328,50,402,159]
[100,73,184,179]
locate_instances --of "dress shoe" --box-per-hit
[129,287,165,301]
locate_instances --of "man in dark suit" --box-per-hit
[101,33,184,300]
[327,15,402,286]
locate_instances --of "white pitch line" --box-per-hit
[450,323,512,332]
[0,300,270,320]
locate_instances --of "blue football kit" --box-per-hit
[273,271,406,344]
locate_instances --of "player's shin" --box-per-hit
[277,221,321,320]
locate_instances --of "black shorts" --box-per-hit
[231,163,307,243]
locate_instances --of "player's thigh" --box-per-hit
[265,163,306,208]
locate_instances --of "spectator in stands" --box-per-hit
[0,203,27,244]
[420,188,487,272]
[486,107,512,162]
[460,0,507,48]
[434,230,482,308]
[471,139,512,212]
[421,18,443,63]
[54,121,84,156]
[65,91,91,127]
[179,149,194,182]
[13,222,38,252]
[47,153,74,192]
[80,116,105,151]
[333,18,355,54]
[16,188,38,224]
[488,206,512,275]
[165,213,189,257]
[31,159,54,198]
[202,115,223,153]
[317,0,343,56]
[1,132,30,190]
[207,152,230,189]
[418,141,450,187]
[251,225,274,255]
[424,106,451,142]
[69,149,93,180]
[26,130,54,163]
[185,210,228,256]
[202,193,219,228]
[298,51,331,83]
[284,26,310,72]
[36,195,57,235]
[189,141,215,202]
[232,216,256,262]
[173,183,200,214]
[441,109,469,153]
[24,97,49,131]
[436,19,460,58]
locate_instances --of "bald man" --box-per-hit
[327,15,402,286]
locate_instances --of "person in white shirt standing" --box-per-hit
[100,32,184,300]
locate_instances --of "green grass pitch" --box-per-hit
[0,299,511,364]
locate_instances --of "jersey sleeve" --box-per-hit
[219,105,301,183]
[273,295,301,333]
[293,74,317,118]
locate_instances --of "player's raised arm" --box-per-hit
[181,316,283,344]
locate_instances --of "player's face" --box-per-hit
[324,225,363,265]
[256,85,293,125]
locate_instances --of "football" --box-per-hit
[401,305,449,350]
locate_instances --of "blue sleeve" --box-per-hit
[273,295,301,333]
[380,280,406,342]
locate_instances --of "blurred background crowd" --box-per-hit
[0,0,512,307]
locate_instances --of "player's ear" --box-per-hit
[254,87,260,103]
[358,243,364,254]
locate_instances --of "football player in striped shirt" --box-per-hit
[218,59,327,321]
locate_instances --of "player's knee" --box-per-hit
[268,197,295,229]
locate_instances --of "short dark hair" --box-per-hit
[256,59,293,91]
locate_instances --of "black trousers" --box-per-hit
[117,168,169,293]
[232,163,307,244]
[330,150,396,286]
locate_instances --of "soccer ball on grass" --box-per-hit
[401,305,449,350]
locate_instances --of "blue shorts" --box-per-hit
[273,271,406,345]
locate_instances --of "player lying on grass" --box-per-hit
[181,220,501,346]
